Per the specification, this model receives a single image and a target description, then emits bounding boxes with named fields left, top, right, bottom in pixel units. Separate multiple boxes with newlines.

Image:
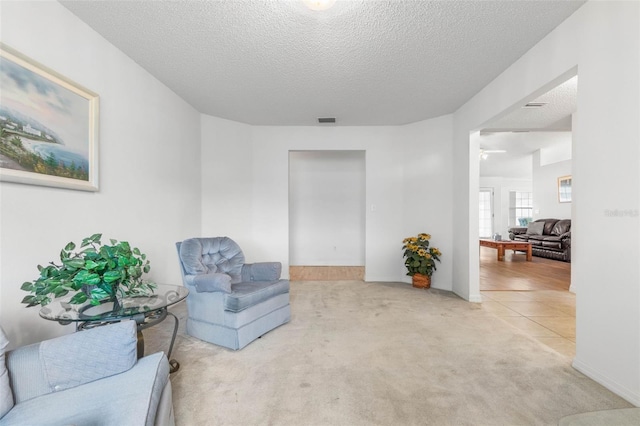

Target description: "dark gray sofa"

left=508, top=218, right=571, bottom=262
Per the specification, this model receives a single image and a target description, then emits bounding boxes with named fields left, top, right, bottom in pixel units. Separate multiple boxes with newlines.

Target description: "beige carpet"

left=144, top=281, right=632, bottom=425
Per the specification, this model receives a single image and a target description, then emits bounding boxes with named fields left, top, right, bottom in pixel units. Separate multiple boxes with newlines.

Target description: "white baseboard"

left=569, top=284, right=577, bottom=293
left=364, top=278, right=480, bottom=303
left=572, top=359, right=640, bottom=406
left=364, top=276, right=402, bottom=283
left=468, top=293, right=483, bottom=303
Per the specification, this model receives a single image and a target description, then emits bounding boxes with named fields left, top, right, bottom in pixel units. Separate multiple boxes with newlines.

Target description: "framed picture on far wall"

left=558, top=175, right=572, bottom=203
left=0, top=42, right=99, bottom=191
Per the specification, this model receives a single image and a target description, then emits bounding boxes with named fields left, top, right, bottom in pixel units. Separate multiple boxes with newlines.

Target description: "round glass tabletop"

left=39, top=283, right=189, bottom=323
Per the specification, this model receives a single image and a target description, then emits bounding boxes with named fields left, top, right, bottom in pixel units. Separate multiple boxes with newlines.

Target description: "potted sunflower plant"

left=402, top=233, right=442, bottom=289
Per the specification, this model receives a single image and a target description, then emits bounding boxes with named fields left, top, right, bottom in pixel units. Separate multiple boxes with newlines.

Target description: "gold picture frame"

left=0, top=42, right=99, bottom=191
left=558, top=175, right=572, bottom=203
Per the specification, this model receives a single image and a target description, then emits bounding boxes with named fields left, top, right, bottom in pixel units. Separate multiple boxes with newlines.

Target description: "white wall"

left=199, top=118, right=454, bottom=287
left=289, top=151, right=365, bottom=266
left=479, top=177, right=532, bottom=236
left=571, top=2, right=639, bottom=405
left=250, top=126, right=404, bottom=282
left=539, top=136, right=572, bottom=166
left=400, top=116, right=454, bottom=287
left=0, top=1, right=202, bottom=349
left=200, top=115, right=253, bottom=247
left=532, top=153, right=572, bottom=219
left=453, top=1, right=640, bottom=404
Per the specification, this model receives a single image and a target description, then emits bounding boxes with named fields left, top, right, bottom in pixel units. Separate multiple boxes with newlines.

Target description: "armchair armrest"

left=7, top=321, right=137, bottom=403
left=241, top=262, right=282, bottom=282
left=187, top=273, right=232, bottom=293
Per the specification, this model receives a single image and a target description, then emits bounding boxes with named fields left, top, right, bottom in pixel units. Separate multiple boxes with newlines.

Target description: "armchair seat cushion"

left=225, top=280, right=290, bottom=313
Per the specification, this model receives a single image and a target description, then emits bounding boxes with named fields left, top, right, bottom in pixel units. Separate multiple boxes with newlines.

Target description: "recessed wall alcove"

left=288, top=150, right=366, bottom=280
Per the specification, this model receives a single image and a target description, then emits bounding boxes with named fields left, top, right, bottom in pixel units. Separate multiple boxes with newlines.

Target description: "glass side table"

left=39, top=283, right=189, bottom=373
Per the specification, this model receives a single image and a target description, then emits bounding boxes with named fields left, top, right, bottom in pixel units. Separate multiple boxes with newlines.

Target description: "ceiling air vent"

left=522, top=102, right=548, bottom=108
left=318, top=117, right=336, bottom=123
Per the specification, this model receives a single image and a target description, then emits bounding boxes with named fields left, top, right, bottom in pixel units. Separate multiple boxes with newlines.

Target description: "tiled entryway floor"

left=481, top=290, right=575, bottom=358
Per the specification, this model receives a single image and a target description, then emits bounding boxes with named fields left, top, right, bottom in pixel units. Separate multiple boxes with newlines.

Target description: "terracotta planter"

left=412, top=273, right=431, bottom=289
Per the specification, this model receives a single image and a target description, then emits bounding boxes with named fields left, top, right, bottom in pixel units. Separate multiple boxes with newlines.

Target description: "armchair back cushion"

left=39, top=320, right=137, bottom=393
left=180, top=237, right=245, bottom=283
left=7, top=320, right=137, bottom=403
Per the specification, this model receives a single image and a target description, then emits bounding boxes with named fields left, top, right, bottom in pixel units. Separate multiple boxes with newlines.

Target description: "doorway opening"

left=475, top=72, right=576, bottom=357
left=288, top=150, right=366, bottom=281
left=479, top=188, right=494, bottom=238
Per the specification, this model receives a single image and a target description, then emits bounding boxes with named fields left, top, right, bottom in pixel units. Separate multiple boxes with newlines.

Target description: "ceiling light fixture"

left=303, top=0, right=337, bottom=11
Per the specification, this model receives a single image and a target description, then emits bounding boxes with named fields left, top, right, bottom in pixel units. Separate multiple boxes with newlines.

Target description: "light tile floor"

left=481, top=290, right=576, bottom=358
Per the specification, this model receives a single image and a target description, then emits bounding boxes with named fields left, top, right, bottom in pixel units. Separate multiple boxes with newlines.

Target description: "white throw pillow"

left=0, top=325, right=14, bottom=419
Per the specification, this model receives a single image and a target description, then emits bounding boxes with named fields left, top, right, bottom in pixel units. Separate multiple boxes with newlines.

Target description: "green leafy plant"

left=402, top=233, right=442, bottom=277
left=21, top=233, right=155, bottom=307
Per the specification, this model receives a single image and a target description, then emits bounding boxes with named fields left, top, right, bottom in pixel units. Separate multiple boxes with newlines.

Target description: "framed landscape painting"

left=0, top=43, right=99, bottom=191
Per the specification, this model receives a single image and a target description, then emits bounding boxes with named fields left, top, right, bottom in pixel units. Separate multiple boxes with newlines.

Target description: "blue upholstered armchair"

left=176, top=237, right=290, bottom=350
left=0, top=321, right=174, bottom=426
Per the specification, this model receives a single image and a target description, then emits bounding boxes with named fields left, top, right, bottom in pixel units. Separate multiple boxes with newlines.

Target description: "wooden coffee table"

left=479, top=239, right=532, bottom=261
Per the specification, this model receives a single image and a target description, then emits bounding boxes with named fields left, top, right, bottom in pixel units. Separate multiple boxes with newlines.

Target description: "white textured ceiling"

left=478, top=75, right=577, bottom=178
left=479, top=131, right=572, bottom=178
left=61, top=0, right=585, bottom=126
left=484, top=76, right=578, bottom=132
